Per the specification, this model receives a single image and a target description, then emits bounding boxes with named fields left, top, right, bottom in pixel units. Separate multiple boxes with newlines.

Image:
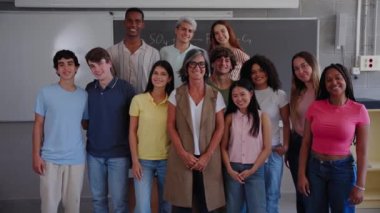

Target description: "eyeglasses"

left=294, top=63, right=310, bottom=72
left=188, top=61, right=206, bottom=69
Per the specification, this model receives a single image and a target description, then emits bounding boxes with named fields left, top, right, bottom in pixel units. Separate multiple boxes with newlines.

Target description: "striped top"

left=108, top=40, right=160, bottom=94
left=229, top=48, right=249, bottom=81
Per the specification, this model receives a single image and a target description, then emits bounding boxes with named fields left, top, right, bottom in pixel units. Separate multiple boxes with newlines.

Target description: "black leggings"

left=287, top=131, right=306, bottom=213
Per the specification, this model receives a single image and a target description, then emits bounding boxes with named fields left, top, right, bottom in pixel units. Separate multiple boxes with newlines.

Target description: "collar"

left=94, top=77, right=118, bottom=90
left=147, top=92, right=168, bottom=105
left=120, top=39, right=147, bottom=53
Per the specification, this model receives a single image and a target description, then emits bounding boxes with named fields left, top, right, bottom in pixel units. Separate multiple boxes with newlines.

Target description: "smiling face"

left=293, top=57, right=313, bottom=84
left=325, top=68, right=347, bottom=98
left=151, top=66, right=172, bottom=89
left=56, top=58, right=78, bottom=81
left=175, top=21, right=194, bottom=45
left=212, top=56, right=232, bottom=75
left=187, top=54, right=206, bottom=82
left=88, top=59, right=112, bottom=81
left=124, top=11, right=144, bottom=38
left=250, top=63, right=268, bottom=89
left=213, top=24, right=230, bottom=46
left=231, top=86, right=253, bottom=113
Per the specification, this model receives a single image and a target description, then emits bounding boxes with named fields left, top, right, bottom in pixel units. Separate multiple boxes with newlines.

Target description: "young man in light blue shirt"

left=32, top=50, right=88, bottom=213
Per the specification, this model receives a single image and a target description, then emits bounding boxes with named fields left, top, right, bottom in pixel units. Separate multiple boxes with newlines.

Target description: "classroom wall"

left=0, top=0, right=380, bottom=201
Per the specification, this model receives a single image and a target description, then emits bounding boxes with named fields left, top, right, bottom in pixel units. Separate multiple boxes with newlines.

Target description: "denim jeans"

left=287, top=131, right=306, bottom=213
left=305, top=154, right=356, bottom=213
left=134, top=159, right=171, bottom=213
left=225, top=162, right=266, bottom=213
left=87, top=154, right=130, bottom=213
left=264, top=148, right=284, bottom=213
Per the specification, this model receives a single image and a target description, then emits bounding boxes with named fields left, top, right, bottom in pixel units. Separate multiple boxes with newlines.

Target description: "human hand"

left=32, top=155, right=45, bottom=175
left=297, top=175, right=310, bottom=196
left=191, top=153, right=211, bottom=172
left=132, top=161, right=143, bottom=181
left=274, top=145, right=288, bottom=156
left=239, top=169, right=253, bottom=180
left=348, top=186, right=364, bottom=205
left=180, top=151, right=198, bottom=169
left=227, top=168, right=244, bottom=184
left=284, top=153, right=290, bottom=168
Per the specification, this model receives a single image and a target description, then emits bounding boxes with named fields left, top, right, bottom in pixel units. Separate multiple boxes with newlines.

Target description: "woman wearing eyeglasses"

left=287, top=51, right=320, bottom=213
left=163, top=48, right=226, bottom=213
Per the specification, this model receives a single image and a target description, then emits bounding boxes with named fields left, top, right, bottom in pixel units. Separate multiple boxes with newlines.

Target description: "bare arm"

left=221, top=114, right=233, bottom=171
left=167, top=103, right=198, bottom=168
left=297, top=119, right=312, bottom=196
left=32, top=113, right=45, bottom=175
left=274, top=104, right=290, bottom=155
left=240, top=112, right=272, bottom=179
left=221, top=114, right=244, bottom=184
left=349, top=124, right=369, bottom=205
left=129, top=116, right=142, bottom=180
left=193, top=109, right=225, bottom=171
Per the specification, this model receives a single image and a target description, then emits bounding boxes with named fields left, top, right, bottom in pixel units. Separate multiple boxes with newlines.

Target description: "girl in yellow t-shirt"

left=129, top=60, right=174, bottom=213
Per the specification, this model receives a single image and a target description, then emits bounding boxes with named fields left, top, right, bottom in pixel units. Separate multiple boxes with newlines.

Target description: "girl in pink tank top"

left=221, top=79, right=272, bottom=213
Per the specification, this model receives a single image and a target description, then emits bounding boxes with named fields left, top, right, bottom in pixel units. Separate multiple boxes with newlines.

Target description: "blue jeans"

left=134, top=159, right=171, bottom=213
left=305, top=154, right=356, bottom=213
left=287, top=131, right=306, bottom=213
left=264, top=149, right=284, bottom=213
left=87, top=154, right=130, bottom=213
left=225, top=162, right=266, bottom=213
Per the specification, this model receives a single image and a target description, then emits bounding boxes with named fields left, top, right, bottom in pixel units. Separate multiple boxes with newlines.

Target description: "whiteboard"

left=0, top=11, right=113, bottom=121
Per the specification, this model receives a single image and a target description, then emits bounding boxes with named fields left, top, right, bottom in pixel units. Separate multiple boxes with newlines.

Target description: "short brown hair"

left=85, top=47, right=111, bottom=64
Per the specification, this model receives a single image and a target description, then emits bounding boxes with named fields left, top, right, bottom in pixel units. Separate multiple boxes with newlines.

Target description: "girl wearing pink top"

left=221, top=79, right=272, bottom=213
left=298, top=64, right=370, bottom=213
left=287, top=51, right=320, bottom=213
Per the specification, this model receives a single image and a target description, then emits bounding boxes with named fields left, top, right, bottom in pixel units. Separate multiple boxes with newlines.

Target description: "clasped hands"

left=180, top=151, right=210, bottom=172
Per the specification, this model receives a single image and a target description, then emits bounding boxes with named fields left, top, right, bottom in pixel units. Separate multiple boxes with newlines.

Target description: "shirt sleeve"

left=83, top=99, right=89, bottom=120
left=305, top=101, right=316, bottom=122
left=34, top=89, right=46, bottom=117
left=278, top=90, right=289, bottom=108
left=215, top=92, right=226, bottom=113
left=357, top=104, right=370, bottom=126
left=129, top=95, right=140, bottom=117
left=168, top=90, right=177, bottom=106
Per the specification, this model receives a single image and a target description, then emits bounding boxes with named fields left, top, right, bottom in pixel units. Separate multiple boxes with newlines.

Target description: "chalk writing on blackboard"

left=147, top=32, right=253, bottom=48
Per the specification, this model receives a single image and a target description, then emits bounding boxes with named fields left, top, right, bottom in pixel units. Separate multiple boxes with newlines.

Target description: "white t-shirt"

left=255, top=87, right=288, bottom=146
left=168, top=89, right=225, bottom=155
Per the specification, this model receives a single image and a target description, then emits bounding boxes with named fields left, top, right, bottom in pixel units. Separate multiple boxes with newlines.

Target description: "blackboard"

left=0, top=11, right=113, bottom=121
left=114, top=18, right=319, bottom=94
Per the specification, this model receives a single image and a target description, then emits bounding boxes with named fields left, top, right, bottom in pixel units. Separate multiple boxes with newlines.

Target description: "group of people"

left=32, top=7, right=370, bottom=213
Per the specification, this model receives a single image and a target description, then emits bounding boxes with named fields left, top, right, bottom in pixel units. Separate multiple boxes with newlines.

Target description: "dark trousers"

left=287, top=131, right=306, bottom=213
left=172, top=170, right=212, bottom=213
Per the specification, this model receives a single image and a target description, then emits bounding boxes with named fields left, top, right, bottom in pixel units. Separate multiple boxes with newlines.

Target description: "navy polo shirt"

left=86, top=77, right=135, bottom=158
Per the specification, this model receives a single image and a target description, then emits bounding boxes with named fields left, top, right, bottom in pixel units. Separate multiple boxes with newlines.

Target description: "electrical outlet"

left=359, top=55, right=380, bottom=71
left=351, top=67, right=360, bottom=75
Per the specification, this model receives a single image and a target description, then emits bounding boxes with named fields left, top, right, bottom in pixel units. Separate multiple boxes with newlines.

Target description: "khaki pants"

left=40, top=162, right=85, bottom=213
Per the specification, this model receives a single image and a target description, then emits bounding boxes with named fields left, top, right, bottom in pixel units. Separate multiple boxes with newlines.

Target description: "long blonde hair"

left=289, top=51, right=320, bottom=122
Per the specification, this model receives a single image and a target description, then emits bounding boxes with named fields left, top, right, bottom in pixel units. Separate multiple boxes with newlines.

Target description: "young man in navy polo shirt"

left=84, top=47, right=135, bottom=213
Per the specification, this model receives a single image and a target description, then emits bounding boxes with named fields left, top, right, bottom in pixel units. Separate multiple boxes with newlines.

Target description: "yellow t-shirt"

left=129, top=92, right=170, bottom=160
